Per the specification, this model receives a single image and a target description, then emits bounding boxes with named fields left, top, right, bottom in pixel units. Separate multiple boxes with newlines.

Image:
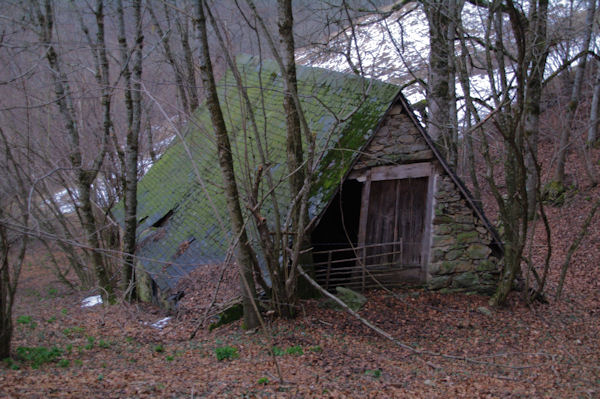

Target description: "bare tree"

left=0, top=128, right=29, bottom=359
left=588, top=58, right=600, bottom=145
left=116, top=0, right=144, bottom=297
left=30, top=0, right=114, bottom=300
left=554, top=0, right=596, bottom=186
left=194, top=0, right=260, bottom=329
left=422, top=0, right=462, bottom=167
left=463, top=0, right=551, bottom=305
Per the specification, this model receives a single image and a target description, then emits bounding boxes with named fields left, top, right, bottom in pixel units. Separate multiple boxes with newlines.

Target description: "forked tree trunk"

left=117, top=0, right=144, bottom=297
left=523, top=0, right=549, bottom=219
left=35, top=0, right=113, bottom=300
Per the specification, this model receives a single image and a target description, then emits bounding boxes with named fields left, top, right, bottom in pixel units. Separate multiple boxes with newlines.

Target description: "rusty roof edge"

left=396, top=94, right=504, bottom=254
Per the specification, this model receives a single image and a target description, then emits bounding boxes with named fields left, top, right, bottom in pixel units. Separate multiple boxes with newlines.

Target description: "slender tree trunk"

left=588, top=60, right=600, bottom=145
left=457, top=30, right=482, bottom=204
left=0, top=129, right=29, bottom=359
left=0, top=225, right=14, bottom=359
left=176, top=15, right=199, bottom=112
left=117, top=0, right=144, bottom=297
left=555, top=0, right=595, bottom=185
left=423, top=0, right=457, bottom=165
left=487, top=0, right=548, bottom=305
left=524, top=0, right=549, bottom=219
left=147, top=122, right=157, bottom=163
left=277, top=0, right=305, bottom=318
left=194, top=0, right=259, bottom=329
left=446, top=0, right=461, bottom=168
left=556, top=197, right=600, bottom=299
left=34, top=0, right=113, bottom=299
left=148, top=4, right=190, bottom=114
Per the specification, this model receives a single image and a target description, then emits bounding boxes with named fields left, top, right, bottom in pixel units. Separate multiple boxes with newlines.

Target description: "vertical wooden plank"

left=357, top=172, right=371, bottom=292
left=357, top=171, right=372, bottom=249
left=420, top=173, right=436, bottom=282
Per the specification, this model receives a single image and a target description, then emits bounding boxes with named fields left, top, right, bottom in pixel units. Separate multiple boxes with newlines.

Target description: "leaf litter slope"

left=2, top=138, right=599, bottom=398
left=3, top=41, right=600, bottom=399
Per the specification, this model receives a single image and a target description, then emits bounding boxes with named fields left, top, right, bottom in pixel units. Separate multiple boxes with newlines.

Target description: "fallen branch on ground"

left=298, top=265, right=543, bottom=371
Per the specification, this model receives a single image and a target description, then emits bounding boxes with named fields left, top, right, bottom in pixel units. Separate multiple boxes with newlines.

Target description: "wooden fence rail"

left=312, top=240, right=422, bottom=291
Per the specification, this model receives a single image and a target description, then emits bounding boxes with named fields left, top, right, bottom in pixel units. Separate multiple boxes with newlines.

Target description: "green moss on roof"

left=114, top=55, right=399, bottom=291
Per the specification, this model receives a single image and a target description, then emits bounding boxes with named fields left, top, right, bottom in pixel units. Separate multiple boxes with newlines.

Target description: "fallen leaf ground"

left=1, top=144, right=599, bottom=398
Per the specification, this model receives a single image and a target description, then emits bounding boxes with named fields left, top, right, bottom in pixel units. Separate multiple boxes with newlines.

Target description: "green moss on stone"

left=476, top=260, right=497, bottom=272
left=467, top=244, right=492, bottom=260
left=434, top=224, right=453, bottom=235
left=452, top=272, right=479, bottom=288
left=456, top=231, right=478, bottom=244
left=433, top=215, right=454, bottom=224
left=433, top=235, right=455, bottom=247
left=445, top=249, right=462, bottom=261
left=136, top=265, right=153, bottom=303
left=209, top=303, right=243, bottom=331
left=335, top=286, right=367, bottom=311
left=428, top=275, right=451, bottom=289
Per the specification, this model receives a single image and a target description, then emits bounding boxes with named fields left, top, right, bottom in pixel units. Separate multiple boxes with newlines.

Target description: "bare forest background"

left=1, top=1, right=600, bottom=394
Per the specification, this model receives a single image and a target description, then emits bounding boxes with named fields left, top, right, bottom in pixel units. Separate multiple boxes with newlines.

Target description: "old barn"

left=113, top=55, right=502, bottom=306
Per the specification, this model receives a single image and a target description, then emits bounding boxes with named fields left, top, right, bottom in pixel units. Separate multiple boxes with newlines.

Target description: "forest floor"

left=1, top=142, right=599, bottom=398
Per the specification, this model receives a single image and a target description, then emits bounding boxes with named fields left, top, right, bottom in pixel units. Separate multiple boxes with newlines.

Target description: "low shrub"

left=215, top=346, right=238, bottom=361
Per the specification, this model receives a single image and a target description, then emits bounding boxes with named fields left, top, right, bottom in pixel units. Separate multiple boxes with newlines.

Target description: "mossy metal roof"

left=113, top=55, right=400, bottom=291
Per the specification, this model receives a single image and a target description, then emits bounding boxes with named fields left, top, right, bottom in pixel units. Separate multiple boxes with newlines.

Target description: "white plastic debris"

left=151, top=317, right=171, bottom=329
left=81, top=295, right=103, bottom=308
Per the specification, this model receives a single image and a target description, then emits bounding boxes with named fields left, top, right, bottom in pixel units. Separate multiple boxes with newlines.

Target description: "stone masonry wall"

left=428, top=175, right=500, bottom=294
left=351, top=101, right=501, bottom=294
left=353, top=104, right=434, bottom=169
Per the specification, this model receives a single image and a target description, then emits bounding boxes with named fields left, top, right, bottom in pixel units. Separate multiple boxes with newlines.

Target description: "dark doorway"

left=311, top=180, right=362, bottom=290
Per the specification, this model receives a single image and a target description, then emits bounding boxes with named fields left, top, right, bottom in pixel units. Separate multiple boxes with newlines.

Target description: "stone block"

left=452, top=272, right=479, bottom=288
left=433, top=234, right=455, bottom=247
left=438, top=261, right=457, bottom=274
left=476, top=259, right=497, bottom=272
left=434, top=224, right=453, bottom=235
left=445, top=249, right=463, bottom=261
left=467, top=243, right=492, bottom=259
left=454, top=214, right=473, bottom=224
left=476, top=226, right=488, bottom=235
left=435, top=190, right=448, bottom=200
left=428, top=262, right=441, bottom=275
left=433, top=215, right=453, bottom=224
left=335, top=286, right=367, bottom=311
left=456, top=231, right=478, bottom=244
left=455, top=261, right=474, bottom=273
left=428, top=275, right=451, bottom=289
left=431, top=248, right=445, bottom=262
left=398, top=135, right=416, bottom=144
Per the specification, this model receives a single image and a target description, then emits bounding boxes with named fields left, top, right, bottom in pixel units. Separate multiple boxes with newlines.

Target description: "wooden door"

left=363, top=177, right=428, bottom=280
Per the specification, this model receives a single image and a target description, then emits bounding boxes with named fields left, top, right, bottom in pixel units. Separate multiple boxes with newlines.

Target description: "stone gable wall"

left=351, top=101, right=501, bottom=294
left=428, top=175, right=500, bottom=294
left=352, top=104, right=434, bottom=169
